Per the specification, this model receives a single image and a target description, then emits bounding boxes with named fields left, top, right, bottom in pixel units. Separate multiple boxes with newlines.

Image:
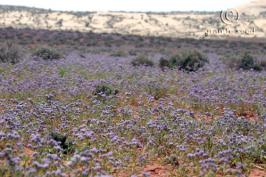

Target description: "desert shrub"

left=175, top=50, right=208, bottom=72
left=50, top=132, right=74, bottom=154
left=163, top=50, right=208, bottom=72
left=0, top=42, right=21, bottom=64
left=159, top=57, right=170, bottom=70
left=169, top=55, right=179, bottom=67
left=239, top=53, right=262, bottom=71
left=94, top=84, right=118, bottom=96
left=33, top=47, right=62, bottom=60
left=131, top=55, right=154, bottom=67
left=239, top=53, right=255, bottom=70
left=253, top=65, right=263, bottom=71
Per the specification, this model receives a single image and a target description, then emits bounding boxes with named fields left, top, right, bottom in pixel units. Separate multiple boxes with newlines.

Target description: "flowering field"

left=0, top=28, right=265, bottom=177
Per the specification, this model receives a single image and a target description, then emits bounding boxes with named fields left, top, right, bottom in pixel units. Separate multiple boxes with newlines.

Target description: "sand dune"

left=0, top=3, right=265, bottom=39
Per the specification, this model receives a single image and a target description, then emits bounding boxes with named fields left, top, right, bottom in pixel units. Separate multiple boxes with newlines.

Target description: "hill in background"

left=0, top=1, right=265, bottom=39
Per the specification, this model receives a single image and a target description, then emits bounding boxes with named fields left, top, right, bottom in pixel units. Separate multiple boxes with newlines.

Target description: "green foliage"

left=0, top=42, right=21, bottom=64
left=242, top=142, right=266, bottom=164
left=131, top=55, right=154, bottom=67
left=239, top=53, right=262, bottom=71
left=159, top=57, right=170, bottom=70
left=160, top=50, right=208, bottom=72
left=50, top=132, right=74, bottom=154
left=33, top=47, right=62, bottom=60
left=239, top=53, right=255, bottom=70
left=253, top=65, right=263, bottom=71
left=175, top=50, right=208, bottom=72
left=165, top=154, right=179, bottom=166
left=169, top=55, right=179, bottom=67
left=58, top=67, right=68, bottom=77
left=94, top=84, right=119, bottom=96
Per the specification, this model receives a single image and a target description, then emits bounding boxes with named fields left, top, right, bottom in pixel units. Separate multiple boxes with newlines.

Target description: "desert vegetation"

left=33, top=47, right=63, bottom=60
left=221, top=52, right=266, bottom=72
left=0, top=27, right=265, bottom=177
left=0, top=42, right=22, bottom=64
left=159, top=50, right=208, bottom=72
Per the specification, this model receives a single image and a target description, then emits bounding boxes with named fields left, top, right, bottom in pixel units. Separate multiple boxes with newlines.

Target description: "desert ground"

left=0, top=1, right=266, bottom=177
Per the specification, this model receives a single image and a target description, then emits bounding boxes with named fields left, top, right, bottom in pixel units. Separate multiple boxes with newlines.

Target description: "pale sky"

left=0, top=0, right=251, bottom=12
